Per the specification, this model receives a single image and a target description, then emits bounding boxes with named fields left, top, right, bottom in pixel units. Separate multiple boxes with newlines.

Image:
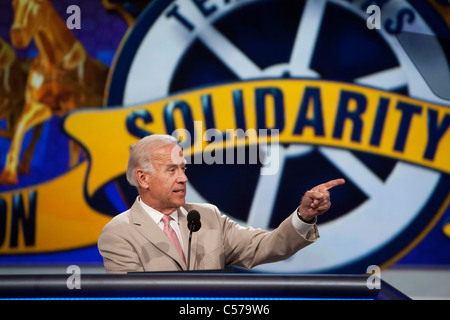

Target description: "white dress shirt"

left=138, top=198, right=185, bottom=253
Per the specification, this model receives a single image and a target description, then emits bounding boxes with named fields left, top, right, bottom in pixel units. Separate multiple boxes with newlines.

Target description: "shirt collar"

left=138, top=197, right=179, bottom=225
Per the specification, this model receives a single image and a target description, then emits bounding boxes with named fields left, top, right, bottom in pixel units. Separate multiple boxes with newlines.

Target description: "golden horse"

left=0, top=37, right=28, bottom=140
left=0, top=36, right=40, bottom=176
left=0, top=0, right=108, bottom=185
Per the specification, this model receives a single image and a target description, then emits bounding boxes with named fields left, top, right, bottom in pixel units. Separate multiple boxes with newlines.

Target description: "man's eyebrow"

left=165, top=163, right=186, bottom=169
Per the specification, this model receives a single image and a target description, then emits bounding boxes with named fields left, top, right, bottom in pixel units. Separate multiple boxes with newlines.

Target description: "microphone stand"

left=187, top=223, right=194, bottom=271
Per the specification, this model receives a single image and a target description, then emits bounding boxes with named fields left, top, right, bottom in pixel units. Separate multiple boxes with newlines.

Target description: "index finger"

left=321, top=178, right=345, bottom=190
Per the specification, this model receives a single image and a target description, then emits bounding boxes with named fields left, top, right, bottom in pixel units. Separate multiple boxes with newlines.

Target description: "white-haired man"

left=98, top=134, right=345, bottom=273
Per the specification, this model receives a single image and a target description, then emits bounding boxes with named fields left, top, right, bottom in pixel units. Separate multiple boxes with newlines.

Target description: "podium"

left=0, top=273, right=409, bottom=300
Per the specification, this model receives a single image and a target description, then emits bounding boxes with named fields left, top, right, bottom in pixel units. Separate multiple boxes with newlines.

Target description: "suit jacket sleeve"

left=98, top=219, right=144, bottom=274
left=215, top=206, right=319, bottom=269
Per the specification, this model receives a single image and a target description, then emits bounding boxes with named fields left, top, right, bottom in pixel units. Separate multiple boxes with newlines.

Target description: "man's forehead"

left=152, top=144, right=186, bottom=165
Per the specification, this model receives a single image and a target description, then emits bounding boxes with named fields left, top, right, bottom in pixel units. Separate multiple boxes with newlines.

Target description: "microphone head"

left=187, top=209, right=201, bottom=232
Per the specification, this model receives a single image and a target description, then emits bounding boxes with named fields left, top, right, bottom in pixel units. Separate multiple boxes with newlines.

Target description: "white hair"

left=126, top=134, right=178, bottom=187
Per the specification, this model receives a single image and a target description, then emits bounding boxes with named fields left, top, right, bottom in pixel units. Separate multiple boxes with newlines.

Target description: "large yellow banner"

left=0, top=161, right=110, bottom=253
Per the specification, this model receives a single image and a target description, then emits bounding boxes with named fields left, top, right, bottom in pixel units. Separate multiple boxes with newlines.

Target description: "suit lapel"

left=130, top=199, right=187, bottom=270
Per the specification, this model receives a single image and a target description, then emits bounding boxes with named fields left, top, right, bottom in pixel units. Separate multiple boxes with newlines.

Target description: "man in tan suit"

left=98, top=135, right=345, bottom=273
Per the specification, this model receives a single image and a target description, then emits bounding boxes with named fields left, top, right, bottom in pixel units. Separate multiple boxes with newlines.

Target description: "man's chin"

left=173, top=198, right=186, bottom=207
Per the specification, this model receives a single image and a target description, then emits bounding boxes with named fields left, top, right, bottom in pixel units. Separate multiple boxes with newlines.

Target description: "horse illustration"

left=0, top=36, right=28, bottom=139
left=0, top=0, right=108, bottom=185
left=0, top=36, right=39, bottom=175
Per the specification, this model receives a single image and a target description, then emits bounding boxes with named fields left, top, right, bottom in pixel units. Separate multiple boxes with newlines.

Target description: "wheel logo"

left=103, top=0, right=450, bottom=272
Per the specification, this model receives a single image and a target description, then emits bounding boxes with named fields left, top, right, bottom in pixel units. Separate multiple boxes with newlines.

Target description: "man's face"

left=141, top=144, right=188, bottom=214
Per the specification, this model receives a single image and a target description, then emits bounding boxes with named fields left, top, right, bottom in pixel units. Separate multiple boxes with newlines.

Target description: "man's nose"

left=177, top=169, right=188, bottom=183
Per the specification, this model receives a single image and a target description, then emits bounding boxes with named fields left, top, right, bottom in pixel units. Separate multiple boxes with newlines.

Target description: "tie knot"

left=162, top=215, right=172, bottom=226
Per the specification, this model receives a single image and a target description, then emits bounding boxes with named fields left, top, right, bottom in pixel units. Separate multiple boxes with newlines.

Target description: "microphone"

left=186, top=210, right=201, bottom=271
left=187, top=210, right=201, bottom=232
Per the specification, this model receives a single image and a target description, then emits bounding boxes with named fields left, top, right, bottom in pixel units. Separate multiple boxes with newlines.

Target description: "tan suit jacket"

left=98, top=198, right=319, bottom=273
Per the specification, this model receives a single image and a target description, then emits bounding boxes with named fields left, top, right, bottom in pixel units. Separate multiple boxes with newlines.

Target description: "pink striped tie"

left=162, top=215, right=186, bottom=264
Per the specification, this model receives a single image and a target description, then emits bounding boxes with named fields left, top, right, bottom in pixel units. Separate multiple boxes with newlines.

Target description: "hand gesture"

left=298, top=178, right=345, bottom=222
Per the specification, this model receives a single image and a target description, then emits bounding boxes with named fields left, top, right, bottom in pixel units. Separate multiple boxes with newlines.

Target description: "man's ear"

left=136, top=169, right=150, bottom=189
